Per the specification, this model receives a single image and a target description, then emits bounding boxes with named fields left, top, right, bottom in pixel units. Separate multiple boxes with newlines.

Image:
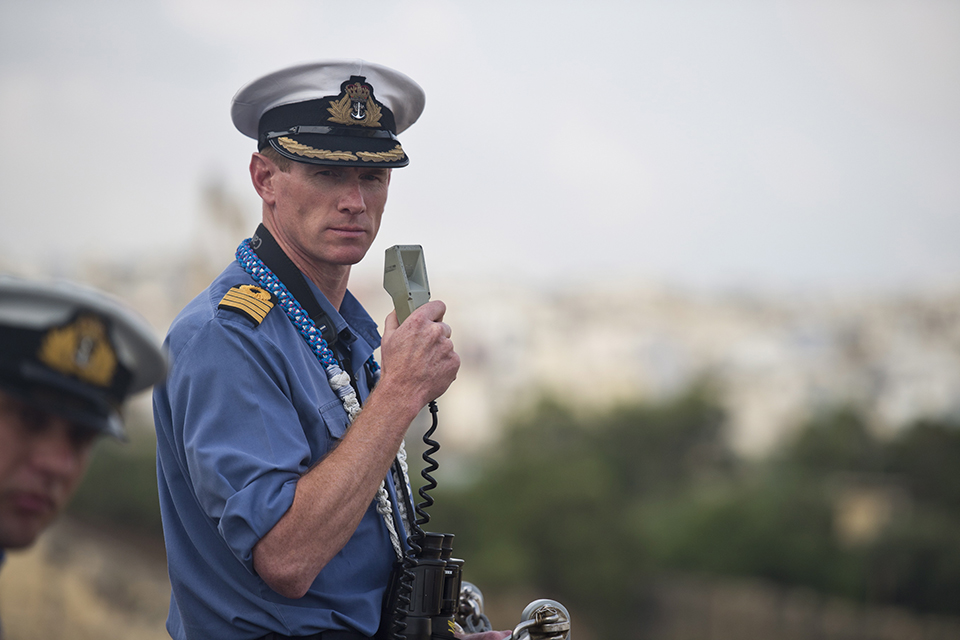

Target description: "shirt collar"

left=301, top=277, right=381, bottom=352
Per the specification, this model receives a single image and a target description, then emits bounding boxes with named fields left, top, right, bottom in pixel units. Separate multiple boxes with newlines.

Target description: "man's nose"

left=337, top=179, right=366, bottom=214
left=30, top=424, right=84, bottom=479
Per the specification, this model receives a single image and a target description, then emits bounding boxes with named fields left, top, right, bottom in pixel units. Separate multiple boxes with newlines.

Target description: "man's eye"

left=69, top=427, right=99, bottom=451
left=18, top=406, right=50, bottom=432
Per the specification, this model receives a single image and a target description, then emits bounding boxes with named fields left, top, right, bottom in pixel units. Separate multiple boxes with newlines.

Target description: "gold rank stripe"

left=219, top=287, right=274, bottom=325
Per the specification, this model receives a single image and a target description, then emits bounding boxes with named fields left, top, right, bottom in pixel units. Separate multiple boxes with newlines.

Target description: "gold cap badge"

left=37, top=314, right=118, bottom=387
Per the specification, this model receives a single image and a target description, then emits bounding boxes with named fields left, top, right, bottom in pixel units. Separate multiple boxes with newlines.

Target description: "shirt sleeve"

left=164, top=314, right=319, bottom=572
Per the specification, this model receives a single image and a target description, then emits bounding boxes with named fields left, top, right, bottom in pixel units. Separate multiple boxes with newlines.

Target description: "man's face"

left=265, top=160, right=391, bottom=271
left=0, top=391, right=97, bottom=549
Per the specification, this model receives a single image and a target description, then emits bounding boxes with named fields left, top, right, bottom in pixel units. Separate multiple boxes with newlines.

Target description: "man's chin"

left=325, top=246, right=371, bottom=267
left=0, top=514, right=52, bottom=549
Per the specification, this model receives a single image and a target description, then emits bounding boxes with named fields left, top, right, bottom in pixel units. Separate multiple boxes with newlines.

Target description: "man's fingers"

left=411, top=299, right=446, bottom=322
left=385, top=300, right=447, bottom=332
left=384, top=309, right=399, bottom=333
left=456, top=632, right=512, bottom=640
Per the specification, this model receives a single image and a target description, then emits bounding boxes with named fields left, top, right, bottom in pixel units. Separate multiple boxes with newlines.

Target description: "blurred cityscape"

left=424, top=276, right=960, bottom=456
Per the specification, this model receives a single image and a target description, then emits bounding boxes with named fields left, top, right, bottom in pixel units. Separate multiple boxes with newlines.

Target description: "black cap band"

left=261, top=125, right=399, bottom=148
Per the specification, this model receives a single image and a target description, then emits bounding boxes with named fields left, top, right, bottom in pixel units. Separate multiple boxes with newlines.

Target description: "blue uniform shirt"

left=154, top=261, right=408, bottom=640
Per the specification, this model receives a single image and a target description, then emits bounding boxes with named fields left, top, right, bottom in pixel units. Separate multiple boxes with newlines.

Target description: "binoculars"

left=380, top=530, right=572, bottom=640
left=381, top=531, right=463, bottom=640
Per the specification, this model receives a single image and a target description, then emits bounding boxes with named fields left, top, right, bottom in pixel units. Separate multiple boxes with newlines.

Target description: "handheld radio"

left=383, top=245, right=431, bottom=325
left=380, top=245, right=571, bottom=640
left=382, top=245, right=460, bottom=640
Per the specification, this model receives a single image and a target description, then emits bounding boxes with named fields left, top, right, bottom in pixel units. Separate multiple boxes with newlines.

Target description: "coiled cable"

left=391, top=400, right=440, bottom=640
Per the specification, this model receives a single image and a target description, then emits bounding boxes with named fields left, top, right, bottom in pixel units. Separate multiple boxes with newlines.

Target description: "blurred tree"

left=780, top=405, right=883, bottom=474
left=431, top=393, right=960, bottom=635
left=884, top=417, right=960, bottom=511
left=431, top=385, right=732, bottom=635
left=66, top=421, right=163, bottom=539
left=863, top=509, right=960, bottom=613
left=636, top=476, right=852, bottom=593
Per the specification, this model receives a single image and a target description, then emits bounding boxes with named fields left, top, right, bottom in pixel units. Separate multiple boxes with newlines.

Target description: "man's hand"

left=457, top=632, right=512, bottom=640
left=379, top=299, right=460, bottom=411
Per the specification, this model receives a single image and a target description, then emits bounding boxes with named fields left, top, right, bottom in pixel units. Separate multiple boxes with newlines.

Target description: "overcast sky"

left=1, top=0, right=958, bottom=294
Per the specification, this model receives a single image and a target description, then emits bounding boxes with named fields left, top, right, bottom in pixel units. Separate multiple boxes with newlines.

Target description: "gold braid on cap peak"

left=357, top=146, right=406, bottom=163
left=277, top=137, right=405, bottom=163
left=277, top=137, right=357, bottom=161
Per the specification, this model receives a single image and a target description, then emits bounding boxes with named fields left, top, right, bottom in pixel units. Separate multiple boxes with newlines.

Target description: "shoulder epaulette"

left=218, top=284, right=277, bottom=327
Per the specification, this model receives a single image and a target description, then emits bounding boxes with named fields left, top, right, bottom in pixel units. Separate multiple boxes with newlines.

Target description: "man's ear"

left=250, top=152, right=278, bottom=205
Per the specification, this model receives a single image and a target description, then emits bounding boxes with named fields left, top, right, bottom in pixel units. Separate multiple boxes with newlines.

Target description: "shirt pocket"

left=318, top=398, right=349, bottom=440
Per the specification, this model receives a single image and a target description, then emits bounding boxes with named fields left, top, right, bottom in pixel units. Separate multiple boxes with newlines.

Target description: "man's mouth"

left=11, top=491, right=56, bottom=516
left=328, top=227, right=366, bottom=237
